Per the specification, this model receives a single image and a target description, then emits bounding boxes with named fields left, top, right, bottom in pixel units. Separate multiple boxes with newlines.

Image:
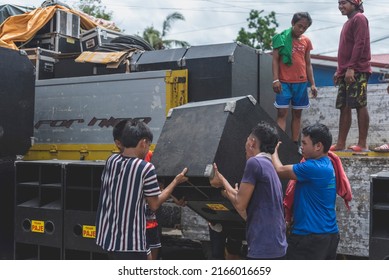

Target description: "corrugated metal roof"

left=311, top=54, right=389, bottom=69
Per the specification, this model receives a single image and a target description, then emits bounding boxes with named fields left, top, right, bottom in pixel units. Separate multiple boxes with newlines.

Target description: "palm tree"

left=143, top=12, right=189, bottom=50
left=143, top=27, right=164, bottom=50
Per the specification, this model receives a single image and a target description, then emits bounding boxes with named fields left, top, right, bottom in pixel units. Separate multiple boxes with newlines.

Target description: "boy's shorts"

left=274, top=82, right=309, bottom=109
left=336, top=72, right=370, bottom=109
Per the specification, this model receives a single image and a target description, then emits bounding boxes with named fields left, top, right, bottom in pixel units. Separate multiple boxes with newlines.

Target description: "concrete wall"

left=336, top=157, right=389, bottom=257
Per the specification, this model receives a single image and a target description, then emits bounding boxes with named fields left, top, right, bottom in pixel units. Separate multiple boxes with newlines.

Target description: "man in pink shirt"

left=331, top=0, right=371, bottom=152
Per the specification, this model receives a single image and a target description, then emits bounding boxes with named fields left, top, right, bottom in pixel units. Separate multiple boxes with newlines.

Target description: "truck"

left=1, top=37, right=304, bottom=259
left=1, top=6, right=389, bottom=260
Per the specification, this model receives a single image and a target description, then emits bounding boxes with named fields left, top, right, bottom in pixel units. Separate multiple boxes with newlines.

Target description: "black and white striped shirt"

left=96, top=154, right=161, bottom=252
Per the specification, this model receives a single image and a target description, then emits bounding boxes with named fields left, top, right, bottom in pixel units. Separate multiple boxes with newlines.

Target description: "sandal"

left=373, top=143, right=389, bottom=152
left=329, top=144, right=345, bottom=151
left=348, top=145, right=369, bottom=152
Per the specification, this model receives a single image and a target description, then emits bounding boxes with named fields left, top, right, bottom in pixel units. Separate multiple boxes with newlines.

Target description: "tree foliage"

left=76, top=0, right=112, bottom=20
left=143, top=12, right=189, bottom=50
left=236, top=10, right=278, bottom=51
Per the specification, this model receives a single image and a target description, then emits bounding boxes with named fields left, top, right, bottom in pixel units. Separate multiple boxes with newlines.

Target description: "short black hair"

left=112, top=119, right=128, bottom=141
left=292, top=12, right=312, bottom=26
left=121, top=120, right=153, bottom=148
left=251, top=121, right=279, bottom=154
left=302, top=123, right=332, bottom=152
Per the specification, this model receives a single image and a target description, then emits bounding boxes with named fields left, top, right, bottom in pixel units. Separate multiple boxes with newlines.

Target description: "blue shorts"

left=274, top=82, right=310, bottom=109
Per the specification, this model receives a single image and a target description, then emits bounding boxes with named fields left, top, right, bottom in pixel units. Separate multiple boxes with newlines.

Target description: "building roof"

left=371, top=54, right=389, bottom=68
left=311, top=54, right=389, bottom=72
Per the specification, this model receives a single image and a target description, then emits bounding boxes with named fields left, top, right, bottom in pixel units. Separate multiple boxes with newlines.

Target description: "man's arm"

left=225, top=182, right=253, bottom=221
left=271, top=142, right=297, bottom=180
left=348, top=15, right=369, bottom=70
left=210, top=163, right=253, bottom=220
left=272, top=49, right=282, bottom=94
left=305, top=49, right=318, bottom=98
left=146, top=167, right=188, bottom=211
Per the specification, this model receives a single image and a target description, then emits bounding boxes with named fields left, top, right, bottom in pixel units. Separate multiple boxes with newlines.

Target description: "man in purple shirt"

left=330, top=0, right=371, bottom=152
left=209, top=121, right=287, bottom=259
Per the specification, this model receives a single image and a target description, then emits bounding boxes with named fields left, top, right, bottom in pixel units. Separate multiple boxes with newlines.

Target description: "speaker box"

left=369, top=172, right=389, bottom=259
left=131, top=43, right=259, bottom=103
left=369, top=237, right=389, bottom=260
left=182, top=43, right=259, bottom=102
left=14, top=204, right=63, bottom=248
left=152, top=95, right=301, bottom=226
left=54, top=56, right=94, bottom=78
left=0, top=47, right=35, bottom=157
left=133, top=47, right=188, bottom=72
left=63, top=210, right=104, bottom=254
left=0, top=158, right=15, bottom=259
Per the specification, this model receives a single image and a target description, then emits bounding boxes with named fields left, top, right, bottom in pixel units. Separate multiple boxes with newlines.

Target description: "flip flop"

left=348, top=145, right=370, bottom=152
left=329, top=144, right=345, bottom=151
left=373, top=143, right=389, bottom=152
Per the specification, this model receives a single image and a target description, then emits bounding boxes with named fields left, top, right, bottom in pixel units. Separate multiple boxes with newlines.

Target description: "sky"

left=1, top=0, right=389, bottom=56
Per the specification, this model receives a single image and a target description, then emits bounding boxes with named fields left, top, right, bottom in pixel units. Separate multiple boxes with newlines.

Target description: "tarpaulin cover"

left=0, top=4, right=34, bottom=25
left=0, top=5, right=99, bottom=50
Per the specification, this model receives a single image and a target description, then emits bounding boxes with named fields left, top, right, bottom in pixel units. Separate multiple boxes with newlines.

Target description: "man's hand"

left=345, top=68, right=356, bottom=84
left=310, top=85, right=318, bottom=98
left=174, top=167, right=188, bottom=185
left=272, top=80, right=282, bottom=94
left=209, top=163, right=225, bottom=188
left=172, top=195, right=186, bottom=207
left=333, top=72, right=339, bottom=85
left=274, top=141, right=282, bottom=153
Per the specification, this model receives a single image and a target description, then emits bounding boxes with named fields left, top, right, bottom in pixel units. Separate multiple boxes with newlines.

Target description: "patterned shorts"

left=336, top=72, right=370, bottom=109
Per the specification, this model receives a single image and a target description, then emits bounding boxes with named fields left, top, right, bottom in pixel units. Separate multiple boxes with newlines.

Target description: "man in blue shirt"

left=272, top=123, right=339, bottom=259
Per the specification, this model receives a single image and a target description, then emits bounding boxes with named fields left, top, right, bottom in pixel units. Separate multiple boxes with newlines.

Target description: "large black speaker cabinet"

left=370, top=238, right=389, bottom=260
left=132, top=42, right=259, bottom=103
left=152, top=95, right=301, bottom=226
left=64, top=210, right=105, bottom=254
left=369, top=171, right=389, bottom=259
left=0, top=158, right=15, bottom=259
left=132, top=47, right=188, bottom=72
left=183, top=43, right=259, bottom=102
left=0, top=47, right=35, bottom=157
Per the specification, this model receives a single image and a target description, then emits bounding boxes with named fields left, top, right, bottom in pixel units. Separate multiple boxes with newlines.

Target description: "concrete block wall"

left=302, top=83, right=389, bottom=148
left=336, top=157, right=389, bottom=257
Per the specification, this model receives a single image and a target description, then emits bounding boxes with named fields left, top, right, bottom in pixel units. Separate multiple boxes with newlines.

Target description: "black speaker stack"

left=369, top=171, right=389, bottom=259
left=0, top=47, right=35, bottom=259
left=0, top=47, right=35, bottom=158
left=14, top=160, right=107, bottom=259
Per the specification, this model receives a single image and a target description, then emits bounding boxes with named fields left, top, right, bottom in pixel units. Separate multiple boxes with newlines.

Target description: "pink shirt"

left=337, top=12, right=371, bottom=76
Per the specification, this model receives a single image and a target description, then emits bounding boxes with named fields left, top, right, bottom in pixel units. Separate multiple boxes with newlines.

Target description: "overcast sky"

left=2, top=0, right=389, bottom=56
